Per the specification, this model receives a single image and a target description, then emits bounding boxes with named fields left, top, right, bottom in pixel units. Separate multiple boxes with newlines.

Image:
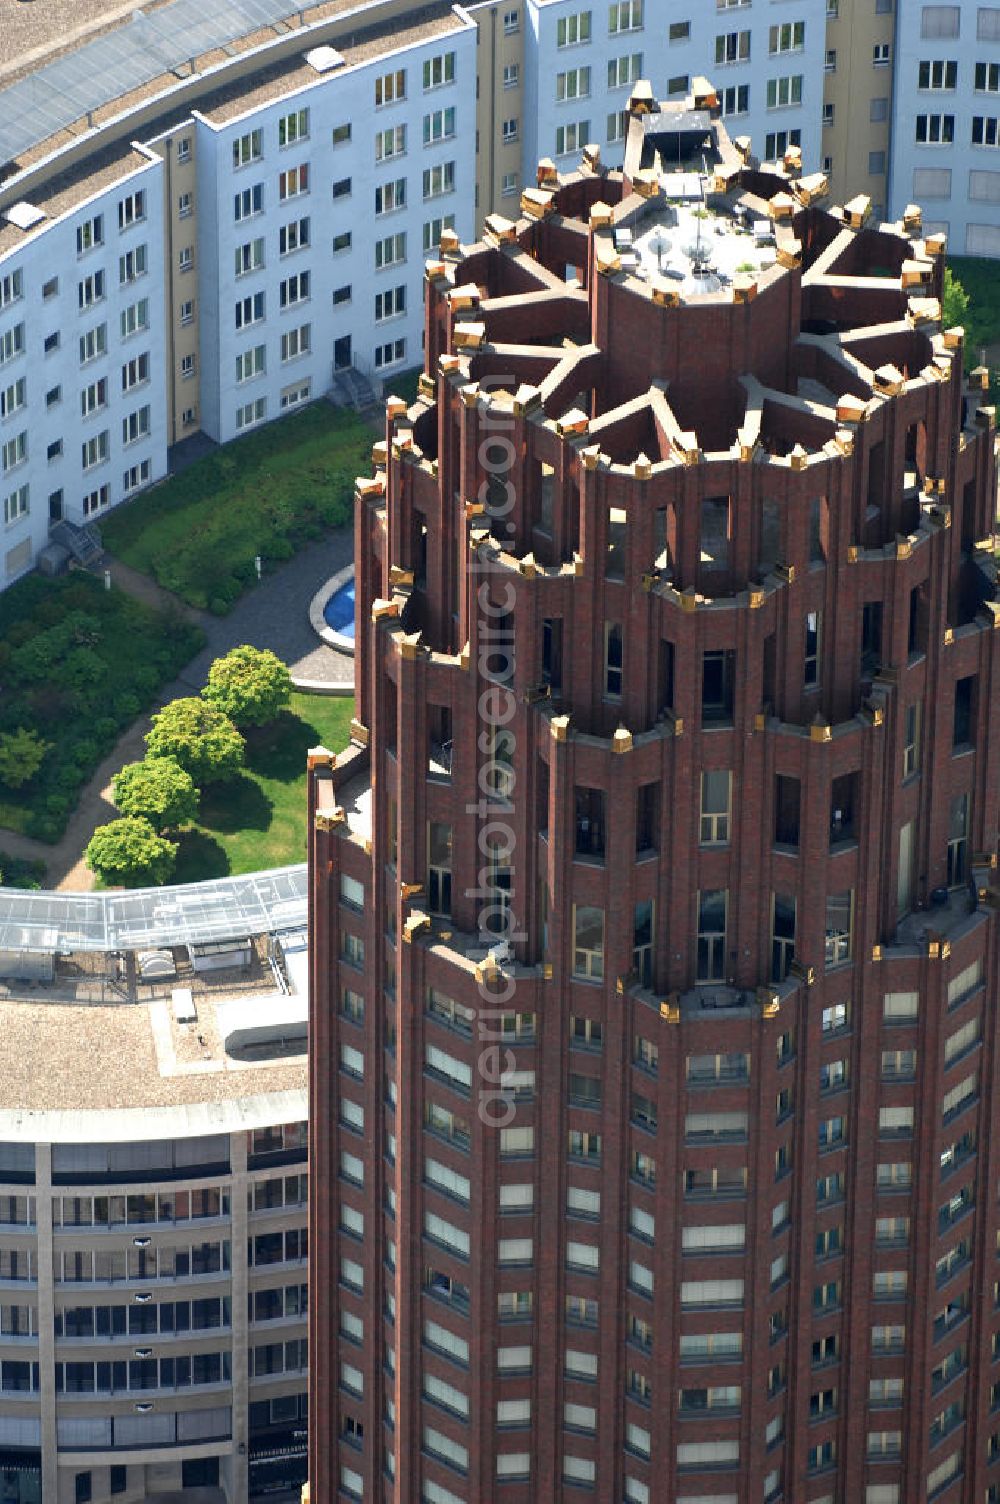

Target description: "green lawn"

left=385, top=365, right=425, bottom=409
left=0, top=573, right=204, bottom=843
left=948, top=255, right=1000, bottom=364
left=170, top=692, right=355, bottom=883
left=100, top=404, right=371, bottom=614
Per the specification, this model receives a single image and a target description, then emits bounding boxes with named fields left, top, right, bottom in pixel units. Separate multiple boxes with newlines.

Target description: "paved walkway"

left=0, top=531, right=356, bottom=891
left=157, top=528, right=355, bottom=695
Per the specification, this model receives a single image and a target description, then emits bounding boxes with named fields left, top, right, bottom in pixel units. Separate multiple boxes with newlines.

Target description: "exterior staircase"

left=328, top=364, right=383, bottom=416
left=49, top=518, right=104, bottom=569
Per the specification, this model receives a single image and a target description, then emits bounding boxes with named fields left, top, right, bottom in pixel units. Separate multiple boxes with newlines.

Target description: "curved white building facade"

left=0, top=913, right=308, bottom=1504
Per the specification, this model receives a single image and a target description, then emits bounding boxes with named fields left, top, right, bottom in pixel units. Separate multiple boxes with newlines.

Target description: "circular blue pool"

left=323, top=578, right=355, bottom=640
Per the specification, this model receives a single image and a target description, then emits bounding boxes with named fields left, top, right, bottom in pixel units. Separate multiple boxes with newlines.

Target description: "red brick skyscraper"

left=308, top=84, right=1000, bottom=1504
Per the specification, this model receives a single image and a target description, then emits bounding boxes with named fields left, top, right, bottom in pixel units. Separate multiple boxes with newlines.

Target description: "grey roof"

left=0, top=0, right=303, bottom=167
left=0, top=865, right=307, bottom=953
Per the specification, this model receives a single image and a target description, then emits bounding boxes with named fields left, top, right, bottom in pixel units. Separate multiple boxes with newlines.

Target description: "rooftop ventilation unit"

left=4, top=202, right=45, bottom=230
left=304, top=45, right=345, bottom=73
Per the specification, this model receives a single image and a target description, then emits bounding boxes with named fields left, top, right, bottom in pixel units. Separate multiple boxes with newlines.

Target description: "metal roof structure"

left=0, top=0, right=304, bottom=167
left=0, top=865, right=307, bottom=953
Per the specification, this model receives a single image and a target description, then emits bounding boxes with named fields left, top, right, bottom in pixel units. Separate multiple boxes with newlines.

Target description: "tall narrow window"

left=659, top=640, right=675, bottom=713
left=387, top=797, right=398, bottom=867
left=903, top=703, right=921, bottom=777
left=809, top=496, right=828, bottom=562
left=653, top=507, right=672, bottom=574
left=700, top=771, right=731, bottom=845
left=483, top=725, right=513, bottom=802
left=829, top=772, right=857, bottom=846
left=633, top=900, right=654, bottom=987
left=700, top=495, right=731, bottom=572
left=604, top=622, right=623, bottom=698
left=428, top=705, right=453, bottom=777
left=772, top=895, right=796, bottom=981
left=702, top=649, right=735, bottom=725
left=763, top=633, right=776, bottom=710
left=606, top=507, right=627, bottom=577
left=542, top=618, right=563, bottom=691
left=573, top=906, right=605, bottom=980
left=861, top=601, right=883, bottom=677
left=760, top=500, right=780, bottom=574
left=428, top=822, right=452, bottom=914
left=483, top=844, right=512, bottom=936
left=774, top=775, right=800, bottom=847
left=908, top=583, right=928, bottom=655
left=953, top=676, right=974, bottom=750
left=636, top=783, right=659, bottom=853
left=947, top=795, right=969, bottom=886
left=897, top=821, right=915, bottom=919
left=825, top=890, right=854, bottom=968
left=539, top=462, right=555, bottom=532
left=697, top=890, right=727, bottom=981
left=804, top=610, right=821, bottom=687
left=574, top=788, right=606, bottom=858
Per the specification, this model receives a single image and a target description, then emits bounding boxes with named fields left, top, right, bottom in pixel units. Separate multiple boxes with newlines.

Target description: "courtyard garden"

left=0, top=572, right=204, bottom=843
left=83, top=644, right=354, bottom=887
left=100, top=403, right=371, bottom=613
left=169, top=691, right=354, bottom=883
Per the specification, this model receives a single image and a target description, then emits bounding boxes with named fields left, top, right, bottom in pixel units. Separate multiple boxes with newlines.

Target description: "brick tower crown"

left=309, top=82, right=1000, bottom=1504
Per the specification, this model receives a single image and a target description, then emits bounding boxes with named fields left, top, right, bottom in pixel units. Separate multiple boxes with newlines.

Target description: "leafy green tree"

left=145, top=697, right=245, bottom=784
left=85, top=817, right=176, bottom=886
left=202, top=645, right=292, bottom=728
left=112, top=756, right=199, bottom=831
left=943, top=267, right=971, bottom=337
left=0, top=728, right=47, bottom=789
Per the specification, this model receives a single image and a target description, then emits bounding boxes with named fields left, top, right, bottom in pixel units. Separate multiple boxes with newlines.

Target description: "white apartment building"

left=0, top=0, right=478, bottom=591
left=189, top=19, right=477, bottom=445
left=888, top=0, right=1000, bottom=255
left=0, top=149, right=170, bottom=585
left=1, top=0, right=955, bottom=603
left=0, top=1104, right=308, bottom=1504
left=520, top=0, right=826, bottom=185
left=0, top=876, right=312, bottom=1504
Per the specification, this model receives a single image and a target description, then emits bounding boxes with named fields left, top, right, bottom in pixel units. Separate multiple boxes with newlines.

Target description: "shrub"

left=202, top=646, right=292, bottom=728
left=113, top=756, right=200, bottom=831
left=85, top=817, right=177, bottom=886
left=0, top=728, right=47, bottom=789
left=145, top=698, right=245, bottom=784
left=943, top=267, right=970, bottom=338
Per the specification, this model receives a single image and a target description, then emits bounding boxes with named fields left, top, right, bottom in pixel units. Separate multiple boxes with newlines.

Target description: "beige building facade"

left=821, top=0, right=897, bottom=213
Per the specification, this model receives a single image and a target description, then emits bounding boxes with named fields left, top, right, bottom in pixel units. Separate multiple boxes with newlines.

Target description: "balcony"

left=892, top=888, right=982, bottom=952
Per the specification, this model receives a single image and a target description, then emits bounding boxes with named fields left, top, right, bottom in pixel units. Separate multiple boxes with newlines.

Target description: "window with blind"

left=942, top=1074, right=977, bottom=1119
left=682, top=1224, right=746, bottom=1251
left=883, top=990, right=918, bottom=1020
left=425, top=1044, right=471, bottom=1094
left=948, top=960, right=983, bottom=1005
left=425, top=1158, right=470, bottom=1203
left=677, top=1440, right=739, bottom=1467
left=967, top=222, right=1000, bottom=255
left=970, top=170, right=1000, bottom=199
left=921, top=4, right=960, bottom=33
left=685, top=1111, right=748, bottom=1141
left=945, top=1016, right=981, bottom=1062
left=681, top=1278, right=744, bottom=1307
